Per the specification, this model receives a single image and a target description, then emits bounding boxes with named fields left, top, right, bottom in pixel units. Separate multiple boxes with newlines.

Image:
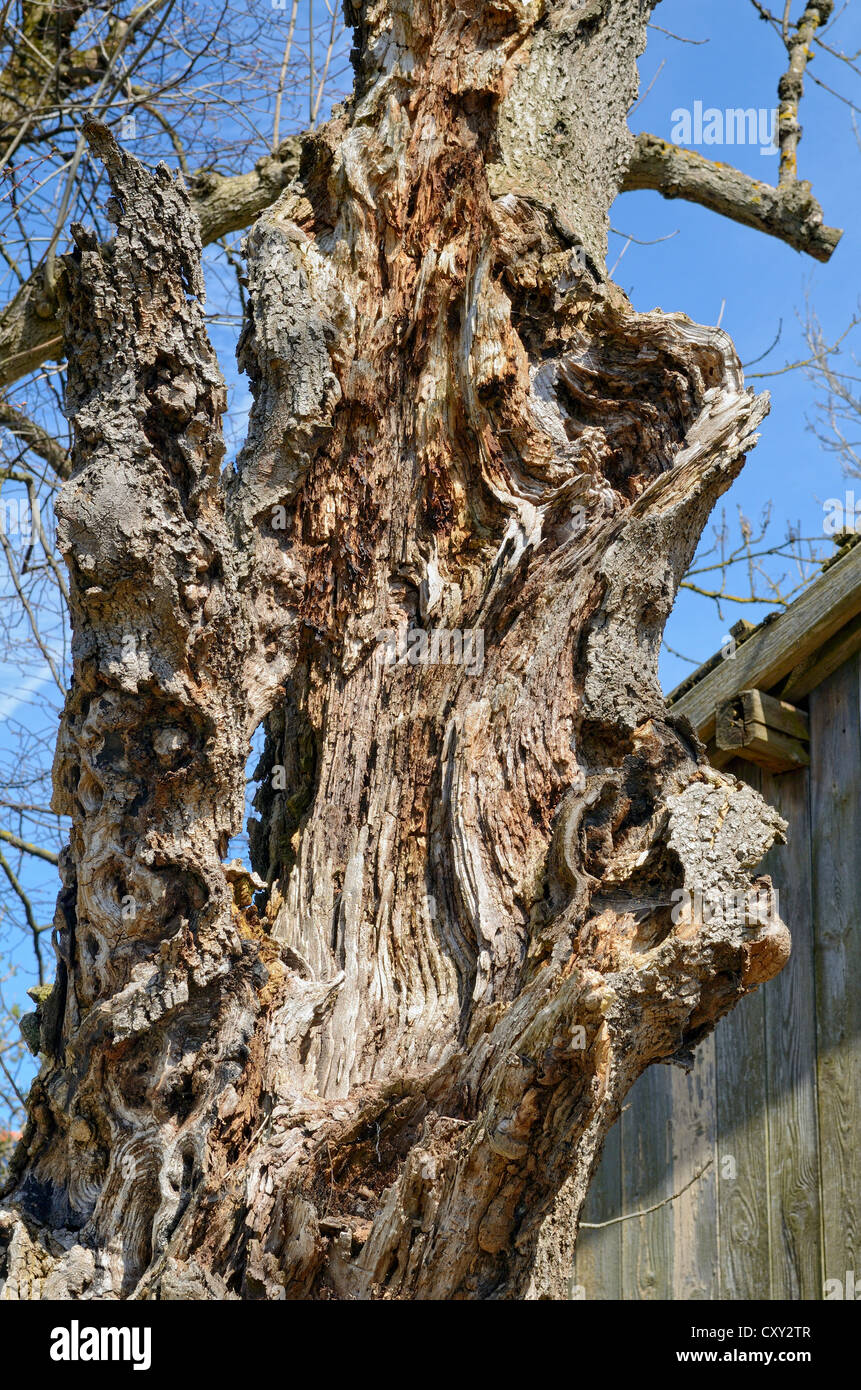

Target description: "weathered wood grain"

left=758, top=765, right=822, bottom=1300
left=779, top=610, right=861, bottom=702
left=670, top=1036, right=720, bottom=1300
left=715, top=687, right=810, bottom=771
left=809, top=653, right=861, bottom=1296
left=621, top=1066, right=675, bottom=1300
left=573, top=1118, right=622, bottom=1301
left=670, top=542, right=861, bottom=740
left=715, top=986, right=771, bottom=1299
left=563, top=647, right=858, bottom=1305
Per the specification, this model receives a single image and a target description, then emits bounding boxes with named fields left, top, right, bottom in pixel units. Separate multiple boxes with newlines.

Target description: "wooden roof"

left=668, top=535, right=861, bottom=744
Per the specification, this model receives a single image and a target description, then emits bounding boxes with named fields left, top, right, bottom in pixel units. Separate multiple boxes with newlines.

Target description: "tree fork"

left=1, top=0, right=791, bottom=1301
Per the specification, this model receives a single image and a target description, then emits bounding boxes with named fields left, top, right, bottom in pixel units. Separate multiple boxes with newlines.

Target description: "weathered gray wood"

left=717, top=689, right=810, bottom=745
left=754, top=690, right=809, bottom=741
left=670, top=1034, right=720, bottom=1299
left=715, top=987, right=771, bottom=1299
left=577, top=1034, right=720, bottom=1304
left=620, top=1065, right=675, bottom=1300
left=779, top=609, right=861, bottom=702
left=670, top=542, right=861, bottom=740
left=715, top=688, right=810, bottom=772
left=573, top=1118, right=623, bottom=1300
left=570, top=651, right=858, bottom=1303
left=572, top=624, right=859, bottom=1303
left=809, top=652, right=861, bottom=1296
left=757, top=765, right=822, bottom=1299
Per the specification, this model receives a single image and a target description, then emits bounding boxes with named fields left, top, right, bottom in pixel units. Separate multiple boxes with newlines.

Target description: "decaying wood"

left=0, top=12, right=844, bottom=398
left=1, top=0, right=794, bottom=1301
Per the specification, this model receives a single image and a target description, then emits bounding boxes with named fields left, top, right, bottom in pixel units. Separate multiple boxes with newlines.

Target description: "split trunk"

left=1, top=0, right=789, bottom=1301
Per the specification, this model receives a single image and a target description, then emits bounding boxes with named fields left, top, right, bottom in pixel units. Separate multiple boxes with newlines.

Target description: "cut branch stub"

left=2, top=2, right=793, bottom=1303
left=623, top=132, right=842, bottom=262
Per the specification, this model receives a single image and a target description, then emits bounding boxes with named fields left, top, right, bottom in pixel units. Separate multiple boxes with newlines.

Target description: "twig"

left=742, top=319, right=783, bottom=368
left=580, top=1158, right=713, bottom=1228
left=647, top=23, right=708, bottom=44
left=0, top=828, right=58, bottom=865
left=609, top=225, right=679, bottom=247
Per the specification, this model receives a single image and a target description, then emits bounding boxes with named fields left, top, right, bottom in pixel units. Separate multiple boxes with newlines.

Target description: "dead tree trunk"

left=1, top=0, right=791, bottom=1300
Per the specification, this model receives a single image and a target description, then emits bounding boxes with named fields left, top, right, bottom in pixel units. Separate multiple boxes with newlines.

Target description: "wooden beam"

left=715, top=689, right=810, bottom=773
left=668, top=542, right=861, bottom=741
left=776, top=609, right=861, bottom=702
left=734, top=688, right=809, bottom=741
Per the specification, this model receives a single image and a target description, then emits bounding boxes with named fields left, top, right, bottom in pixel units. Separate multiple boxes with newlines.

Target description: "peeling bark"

left=2, top=0, right=792, bottom=1302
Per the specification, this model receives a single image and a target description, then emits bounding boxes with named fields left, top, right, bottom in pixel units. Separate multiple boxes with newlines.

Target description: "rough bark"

left=776, top=2, right=834, bottom=187
left=1, top=0, right=792, bottom=1302
left=0, top=136, right=302, bottom=393
left=622, top=132, right=841, bottom=262
left=0, top=27, right=844, bottom=397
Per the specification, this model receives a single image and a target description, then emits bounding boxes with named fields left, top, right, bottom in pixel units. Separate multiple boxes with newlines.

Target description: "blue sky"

left=1, top=0, right=858, bottom=1030
left=619, top=0, right=860, bottom=688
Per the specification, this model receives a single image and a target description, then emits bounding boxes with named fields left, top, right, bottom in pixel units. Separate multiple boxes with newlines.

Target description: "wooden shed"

left=574, top=536, right=861, bottom=1301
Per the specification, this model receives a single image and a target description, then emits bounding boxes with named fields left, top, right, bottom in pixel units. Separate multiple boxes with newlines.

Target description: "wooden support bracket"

left=714, top=688, right=810, bottom=774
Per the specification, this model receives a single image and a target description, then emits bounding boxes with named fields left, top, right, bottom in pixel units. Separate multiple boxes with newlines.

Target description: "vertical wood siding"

left=573, top=652, right=860, bottom=1300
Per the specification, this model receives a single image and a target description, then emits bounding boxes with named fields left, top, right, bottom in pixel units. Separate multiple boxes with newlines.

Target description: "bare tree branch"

left=621, top=132, right=842, bottom=261
left=0, top=846, right=44, bottom=980
left=0, top=398, right=70, bottom=478
left=777, top=2, right=835, bottom=185
left=0, top=827, right=58, bottom=865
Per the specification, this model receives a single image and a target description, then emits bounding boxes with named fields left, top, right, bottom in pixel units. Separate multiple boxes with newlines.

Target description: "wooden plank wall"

left=811, top=652, right=861, bottom=1297
left=573, top=651, right=860, bottom=1300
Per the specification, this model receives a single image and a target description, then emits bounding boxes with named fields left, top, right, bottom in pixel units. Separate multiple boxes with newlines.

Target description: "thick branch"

left=622, top=131, right=842, bottom=261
